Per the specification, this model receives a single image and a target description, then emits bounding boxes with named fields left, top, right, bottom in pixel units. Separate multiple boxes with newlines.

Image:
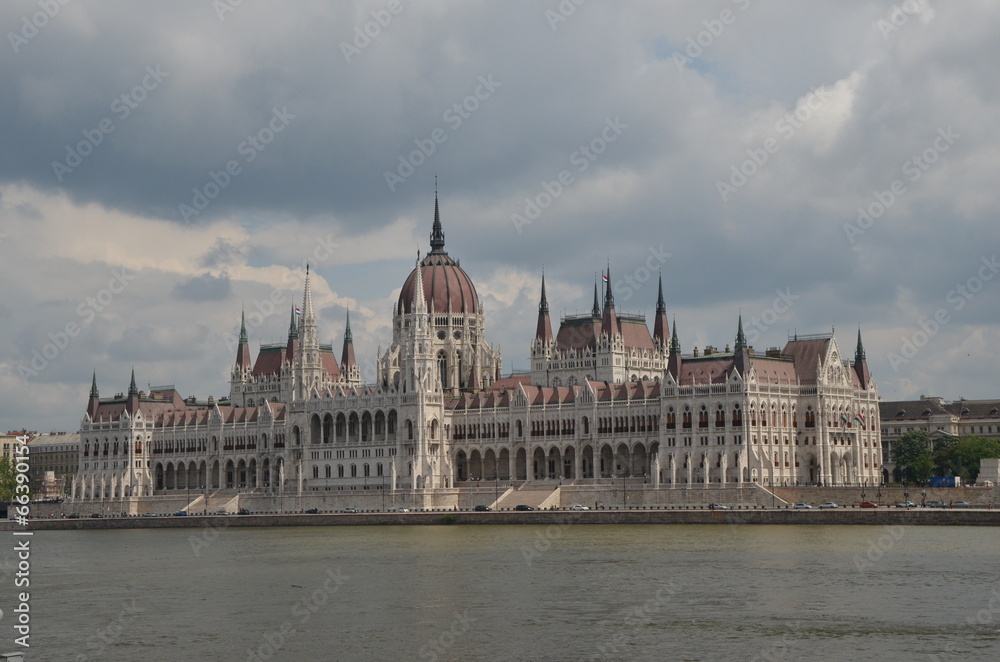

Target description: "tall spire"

left=236, top=307, right=251, bottom=370
left=412, top=251, right=428, bottom=315
left=87, top=371, right=100, bottom=419
left=288, top=305, right=298, bottom=338
left=341, top=310, right=357, bottom=378
left=734, top=313, right=747, bottom=352
left=302, top=264, right=316, bottom=323
left=285, top=305, right=299, bottom=364
left=90, top=371, right=99, bottom=398
left=667, top=318, right=682, bottom=381
left=601, top=266, right=618, bottom=338
left=535, top=272, right=553, bottom=343
left=653, top=272, right=669, bottom=347
left=592, top=277, right=601, bottom=317
left=854, top=326, right=871, bottom=389
left=430, top=181, right=445, bottom=253
left=128, top=367, right=138, bottom=396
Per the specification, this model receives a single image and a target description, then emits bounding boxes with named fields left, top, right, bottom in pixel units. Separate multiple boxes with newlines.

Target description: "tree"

left=910, top=455, right=934, bottom=484
left=0, top=456, right=17, bottom=503
left=935, top=435, right=1000, bottom=481
left=891, top=430, right=932, bottom=483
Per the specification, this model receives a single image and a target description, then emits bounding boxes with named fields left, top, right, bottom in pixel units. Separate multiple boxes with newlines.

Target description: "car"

left=513, top=504, right=533, bottom=511
left=818, top=502, right=839, bottom=509
left=951, top=501, right=974, bottom=508
left=304, top=508, right=319, bottom=514
left=473, top=505, right=492, bottom=511
left=570, top=504, right=590, bottom=511
left=90, top=513, right=103, bottom=518
left=925, top=500, right=947, bottom=508
left=237, top=508, right=250, bottom=515
left=396, top=507, right=409, bottom=512
left=212, top=509, right=229, bottom=515
left=141, top=512, right=156, bottom=517
left=793, top=503, right=812, bottom=509
left=67, top=513, right=80, bottom=519
left=859, top=501, right=879, bottom=508
left=895, top=501, right=916, bottom=508
left=342, top=507, right=358, bottom=513
left=172, top=510, right=187, bottom=516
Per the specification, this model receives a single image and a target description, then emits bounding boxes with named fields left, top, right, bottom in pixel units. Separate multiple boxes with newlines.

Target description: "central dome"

left=396, top=192, right=480, bottom=315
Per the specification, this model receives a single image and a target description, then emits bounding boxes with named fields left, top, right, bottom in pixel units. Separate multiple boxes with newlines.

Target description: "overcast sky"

left=2, top=0, right=998, bottom=433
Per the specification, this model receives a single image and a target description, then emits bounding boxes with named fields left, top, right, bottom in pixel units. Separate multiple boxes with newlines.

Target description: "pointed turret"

left=652, top=273, right=669, bottom=347
left=854, top=326, right=871, bottom=389
left=285, top=305, right=298, bottom=363
left=341, top=310, right=357, bottom=371
left=733, top=313, right=750, bottom=376
left=601, top=267, right=618, bottom=337
left=236, top=307, right=251, bottom=371
left=87, top=371, right=100, bottom=420
left=592, top=278, right=601, bottom=317
left=126, top=367, right=140, bottom=414
left=667, top=319, right=682, bottom=381
left=412, top=251, right=428, bottom=315
left=296, top=264, right=322, bottom=399
left=535, top=273, right=553, bottom=343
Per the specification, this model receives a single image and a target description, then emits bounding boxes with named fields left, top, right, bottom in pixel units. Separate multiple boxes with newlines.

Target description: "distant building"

left=879, top=396, right=1000, bottom=481
left=72, top=192, right=883, bottom=509
left=26, top=432, right=80, bottom=499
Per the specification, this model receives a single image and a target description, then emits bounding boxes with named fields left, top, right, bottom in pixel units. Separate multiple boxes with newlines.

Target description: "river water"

left=10, top=524, right=1000, bottom=661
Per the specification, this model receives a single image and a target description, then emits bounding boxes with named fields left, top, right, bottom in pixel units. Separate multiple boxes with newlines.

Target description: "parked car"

left=514, top=504, right=533, bottom=511
left=473, top=505, right=492, bottom=511
left=237, top=508, right=250, bottom=515
left=951, top=501, right=974, bottom=508
left=895, top=501, right=916, bottom=508
left=212, top=509, right=229, bottom=515
left=342, top=507, right=358, bottom=513
left=859, top=501, right=879, bottom=508
left=924, top=500, right=947, bottom=508
left=818, top=502, right=839, bottom=509
left=793, top=503, right=812, bottom=509
left=90, top=513, right=103, bottom=518
left=570, top=504, right=590, bottom=511
left=304, top=508, right=319, bottom=514
left=67, top=513, right=80, bottom=519
left=172, top=510, right=187, bottom=516
left=396, top=507, right=409, bottom=512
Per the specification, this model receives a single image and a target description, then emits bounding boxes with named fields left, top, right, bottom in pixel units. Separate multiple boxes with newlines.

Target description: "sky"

left=2, top=0, right=999, bottom=434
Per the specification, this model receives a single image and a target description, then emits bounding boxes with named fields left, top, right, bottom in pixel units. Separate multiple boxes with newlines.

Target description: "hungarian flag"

left=854, top=412, right=865, bottom=427
left=295, top=307, right=302, bottom=315
left=602, top=273, right=609, bottom=283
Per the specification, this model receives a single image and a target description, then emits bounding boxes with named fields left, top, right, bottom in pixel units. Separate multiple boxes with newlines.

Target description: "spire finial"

left=539, top=271, right=548, bottom=312
left=288, top=305, right=298, bottom=338
left=344, top=310, right=353, bottom=343
left=656, top=271, right=666, bottom=314
left=128, top=366, right=138, bottom=396
left=90, top=371, right=99, bottom=398
left=670, top=317, right=680, bottom=352
left=855, top=325, right=866, bottom=361
left=592, top=276, right=600, bottom=317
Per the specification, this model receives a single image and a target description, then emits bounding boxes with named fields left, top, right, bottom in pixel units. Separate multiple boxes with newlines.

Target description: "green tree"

left=891, top=430, right=932, bottom=482
left=936, top=435, right=1000, bottom=481
left=910, top=455, right=934, bottom=484
left=0, top=456, right=17, bottom=502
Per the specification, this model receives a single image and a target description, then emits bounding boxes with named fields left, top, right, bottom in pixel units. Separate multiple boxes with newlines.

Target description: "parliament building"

left=71, top=195, right=883, bottom=511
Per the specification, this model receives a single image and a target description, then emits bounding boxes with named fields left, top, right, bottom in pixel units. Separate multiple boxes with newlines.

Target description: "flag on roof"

left=602, top=273, right=609, bottom=283
left=295, top=307, right=302, bottom=315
